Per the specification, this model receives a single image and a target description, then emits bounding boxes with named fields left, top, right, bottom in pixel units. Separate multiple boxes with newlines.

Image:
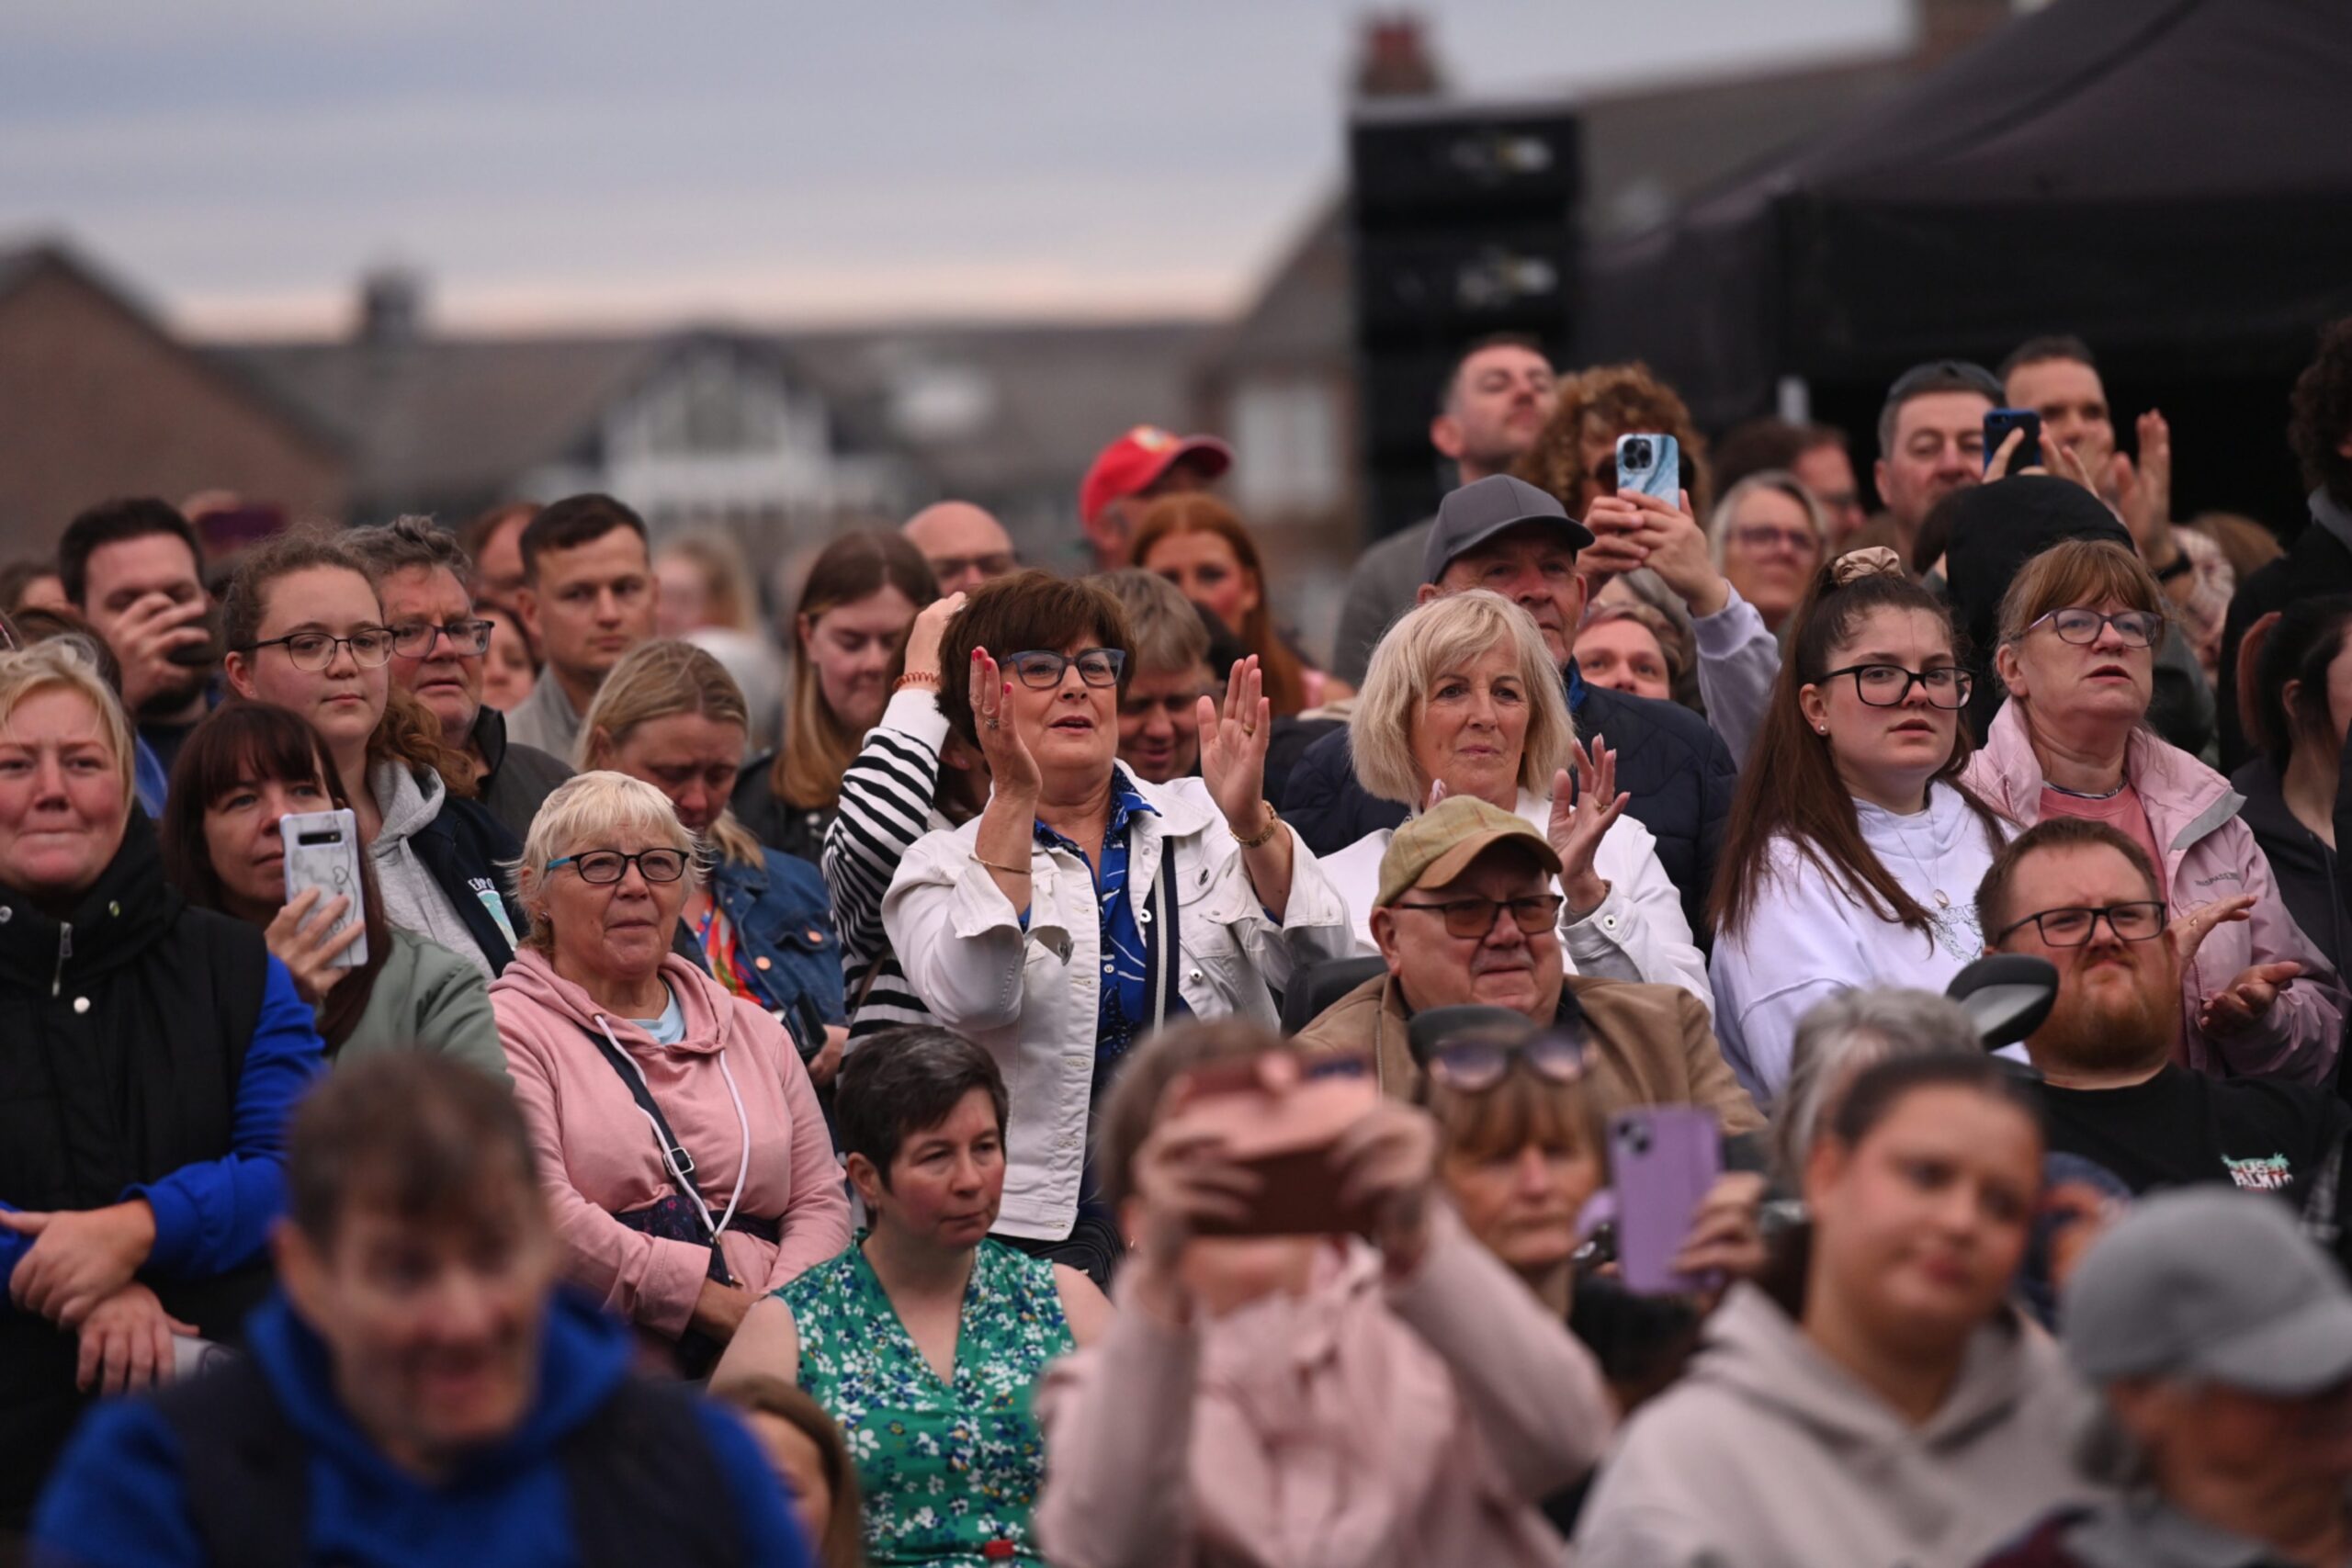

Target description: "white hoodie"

left=368, top=760, right=493, bottom=980
left=1709, top=783, right=2009, bottom=1104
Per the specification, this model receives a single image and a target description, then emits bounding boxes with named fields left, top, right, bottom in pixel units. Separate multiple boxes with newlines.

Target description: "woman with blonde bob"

left=1322, top=589, right=1710, bottom=1006
left=1964, top=537, right=2346, bottom=1080
left=490, top=772, right=849, bottom=1376
left=580, top=641, right=847, bottom=1080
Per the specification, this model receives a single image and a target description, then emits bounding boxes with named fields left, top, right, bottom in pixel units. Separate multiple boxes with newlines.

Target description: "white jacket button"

left=73, top=997, right=91, bottom=1014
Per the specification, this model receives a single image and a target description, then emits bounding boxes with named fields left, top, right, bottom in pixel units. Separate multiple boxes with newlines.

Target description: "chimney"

left=356, top=265, right=426, bottom=347
left=1353, top=12, right=1443, bottom=99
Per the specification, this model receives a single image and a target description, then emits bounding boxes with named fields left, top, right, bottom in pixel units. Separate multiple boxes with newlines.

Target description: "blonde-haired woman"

left=1321, top=590, right=1711, bottom=1007
left=0, top=641, right=325, bottom=1518
left=581, top=640, right=847, bottom=1083
left=490, top=771, right=849, bottom=1376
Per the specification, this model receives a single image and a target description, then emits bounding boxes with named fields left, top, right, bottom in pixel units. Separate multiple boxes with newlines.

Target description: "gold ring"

left=1242, top=724, right=1257, bottom=738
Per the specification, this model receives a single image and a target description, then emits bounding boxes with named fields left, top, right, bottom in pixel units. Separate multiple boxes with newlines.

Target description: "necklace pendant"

left=1934, top=889, right=1951, bottom=909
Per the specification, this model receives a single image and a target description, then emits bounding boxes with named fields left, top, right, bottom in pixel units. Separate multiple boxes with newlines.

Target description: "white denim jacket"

left=883, top=770, right=1353, bottom=1240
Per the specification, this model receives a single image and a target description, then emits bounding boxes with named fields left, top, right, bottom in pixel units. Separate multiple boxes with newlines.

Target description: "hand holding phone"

left=280, top=809, right=368, bottom=972
left=1160, top=1052, right=1380, bottom=1236
left=1614, top=434, right=1681, bottom=503
left=1983, top=409, right=2042, bottom=477
left=1611, top=1106, right=1723, bottom=1295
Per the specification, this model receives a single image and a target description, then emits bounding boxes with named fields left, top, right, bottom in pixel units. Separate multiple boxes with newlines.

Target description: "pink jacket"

left=1966, top=703, right=2346, bottom=1081
left=491, top=949, right=851, bottom=1337
left=1033, top=1207, right=1612, bottom=1568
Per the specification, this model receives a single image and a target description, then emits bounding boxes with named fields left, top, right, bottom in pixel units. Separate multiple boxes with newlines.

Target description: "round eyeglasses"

left=548, top=849, right=689, bottom=885
left=1005, top=648, right=1125, bottom=689
left=389, top=619, right=493, bottom=659
left=1993, top=900, right=2165, bottom=948
left=1813, top=663, right=1973, bottom=708
left=2029, top=608, right=2163, bottom=649
left=244, top=628, right=396, bottom=671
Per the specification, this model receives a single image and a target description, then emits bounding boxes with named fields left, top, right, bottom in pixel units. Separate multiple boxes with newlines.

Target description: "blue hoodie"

left=30, top=1291, right=812, bottom=1568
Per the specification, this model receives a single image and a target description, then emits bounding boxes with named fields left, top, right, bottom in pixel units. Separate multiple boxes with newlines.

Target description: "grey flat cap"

left=2062, top=1186, right=2352, bottom=1396
left=1421, top=474, right=1596, bottom=585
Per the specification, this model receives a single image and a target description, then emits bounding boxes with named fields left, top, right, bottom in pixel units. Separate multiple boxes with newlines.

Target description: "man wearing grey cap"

left=1983, top=1186, right=2352, bottom=1567
left=1283, top=474, right=1738, bottom=939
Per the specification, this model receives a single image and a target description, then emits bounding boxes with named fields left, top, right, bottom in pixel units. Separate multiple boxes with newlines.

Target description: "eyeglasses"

left=389, top=619, right=493, bottom=658
left=1426, top=1032, right=1589, bottom=1094
left=1814, top=663, right=1973, bottom=708
left=2029, top=608, right=2163, bottom=649
left=1005, top=648, right=1125, bottom=689
left=1389, top=893, right=1564, bottom=941
left=244, top=628, right=396, bottom=671
left=1729, top=524, right=1820, bottom=557
left=1994, top=900, right=2165, bottom=948
left=548, top=848, right=690, bottom=885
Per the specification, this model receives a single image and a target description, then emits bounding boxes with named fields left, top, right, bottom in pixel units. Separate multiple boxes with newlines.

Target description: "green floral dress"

left=778, top=1237, right=1074, bottom=1567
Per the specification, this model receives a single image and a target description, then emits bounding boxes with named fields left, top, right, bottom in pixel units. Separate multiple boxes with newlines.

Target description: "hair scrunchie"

left=1830, top=546, right=1905, bottom=588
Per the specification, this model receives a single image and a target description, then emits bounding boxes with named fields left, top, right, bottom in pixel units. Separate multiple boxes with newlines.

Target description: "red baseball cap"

left=1079, top=426, right=1233, bottom=526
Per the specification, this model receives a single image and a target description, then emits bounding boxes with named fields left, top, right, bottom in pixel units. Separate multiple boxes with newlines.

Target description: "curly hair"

left=1514, top=362, right=1713, bottom=523
left=2290, top=317, right=2352, bottom=506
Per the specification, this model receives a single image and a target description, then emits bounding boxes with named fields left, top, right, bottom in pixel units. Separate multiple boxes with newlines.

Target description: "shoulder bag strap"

left=575, top=1022, right=705, bottom=1196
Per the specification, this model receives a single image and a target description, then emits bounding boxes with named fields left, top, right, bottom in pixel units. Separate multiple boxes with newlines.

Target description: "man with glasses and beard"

left=1978, top=818, right=2352, bottom=1237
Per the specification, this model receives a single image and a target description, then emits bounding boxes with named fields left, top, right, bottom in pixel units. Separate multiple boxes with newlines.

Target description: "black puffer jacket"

left=0, top=811, right=325, bottom=1525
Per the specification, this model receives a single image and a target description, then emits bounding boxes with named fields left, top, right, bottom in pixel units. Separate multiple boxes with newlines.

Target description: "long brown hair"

left=1712, top=555, right=2006, bottom=942
left=1129, top=495, right=1308, bottom=716
left=159, top=701, right=392, bottom=1054
left=773, top=532, right=937, bottom=811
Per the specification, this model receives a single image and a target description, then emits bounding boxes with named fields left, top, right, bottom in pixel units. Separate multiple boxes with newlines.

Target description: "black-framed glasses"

left=1994, top=900, right=2165, bottom=948
left=1428, top=1032, right=1589, bottom=1094
left=1006, top=648, right=1125, bottom=689
left=389, top=619, right=493, bottom=659
left=244, top=628, right=396, bottom=671
left=548, top=848, right=689, bottom=886
left=1389, top=893, right=1564, bottom=940
left=1814, top=663, right=1973, bottom=708
left=2029, top=607, right=2163, bottom=649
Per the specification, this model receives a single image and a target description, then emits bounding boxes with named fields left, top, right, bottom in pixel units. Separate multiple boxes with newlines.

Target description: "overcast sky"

left=1, top=1, right=1905, bottom=337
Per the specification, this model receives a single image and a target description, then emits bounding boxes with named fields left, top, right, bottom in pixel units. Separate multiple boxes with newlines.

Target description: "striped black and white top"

left=823, top=688, right=957, bottom=1043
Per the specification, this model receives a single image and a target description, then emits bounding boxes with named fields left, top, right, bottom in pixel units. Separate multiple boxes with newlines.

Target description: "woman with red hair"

left=1133, top=495, right=1348, bottom=716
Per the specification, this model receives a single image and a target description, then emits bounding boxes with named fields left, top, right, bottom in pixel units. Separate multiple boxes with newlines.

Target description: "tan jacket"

left=1294, top=970, right=1764, bottom=1136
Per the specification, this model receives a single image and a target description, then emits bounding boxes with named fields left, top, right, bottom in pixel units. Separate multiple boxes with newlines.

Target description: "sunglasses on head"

left=1423, top=1029, right=1589, bottom=1095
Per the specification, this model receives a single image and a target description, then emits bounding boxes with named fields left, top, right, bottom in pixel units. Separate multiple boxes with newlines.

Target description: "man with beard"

left=1331, top=334, right=1559, bottom=686
left=58, top=499, right=218, bottom=785
left=1978, top=818, right=2352, bottom=1222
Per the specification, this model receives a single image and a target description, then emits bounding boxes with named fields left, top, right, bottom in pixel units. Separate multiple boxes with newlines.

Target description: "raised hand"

left=1602, top=488, right=1727, bottom=616
left=967, top=649, right=1042, bottom=799
left=2112, top=411, right=2174, bottom=559
left=264, top=886, right=364, bottom=1007
left=1329, top=1100, right=1440, bottom=1276
left=1197, top=655, right=1272, bottom=840
left=2169, top=894, right=2257, bottom=966
left=1546, top=737, right=1628, bottom=919
left=904, top=592, right=967, bottom=683
left=113, top=592, right=210, bottom=713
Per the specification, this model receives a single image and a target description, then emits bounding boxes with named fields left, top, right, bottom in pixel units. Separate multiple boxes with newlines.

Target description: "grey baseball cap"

left=2062, top=1186, right=2352, bottom=1396
left=1421, top=474, right=1596, bottom=585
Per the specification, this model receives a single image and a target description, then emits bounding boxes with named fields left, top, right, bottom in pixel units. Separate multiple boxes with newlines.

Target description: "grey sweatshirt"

left=1574, top=1283, right=2107, bottom=1568
left=368, top=760, right=493, bottom=980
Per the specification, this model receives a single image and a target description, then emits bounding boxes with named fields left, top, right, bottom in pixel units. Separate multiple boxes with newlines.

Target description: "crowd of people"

left=6, top=314, right=2352, bottom=1568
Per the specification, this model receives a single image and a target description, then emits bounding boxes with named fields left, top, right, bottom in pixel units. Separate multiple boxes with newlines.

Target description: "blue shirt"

left=1033, top=768, right=1190, bottom=1069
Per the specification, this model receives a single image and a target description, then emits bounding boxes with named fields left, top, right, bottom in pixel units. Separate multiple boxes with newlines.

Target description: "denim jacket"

left=676, top=848, right=846, bottom=1053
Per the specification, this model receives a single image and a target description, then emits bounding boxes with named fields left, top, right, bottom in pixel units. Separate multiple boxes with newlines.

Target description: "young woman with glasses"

left=1966, top=538, right=2346, bottom=1079
left=1708, top=547, right=2013, bottom=1103
left=220, top=529, right=525, bottom=977
left=491, top=772, right=850, bottom=1375
left=885, top=571, right=1351, bottom=1281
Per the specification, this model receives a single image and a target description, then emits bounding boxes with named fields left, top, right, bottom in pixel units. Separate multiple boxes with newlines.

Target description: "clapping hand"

left=1546, top=738, right=1627, bottom=919
left=1198, top=655, right=1273, bottom=840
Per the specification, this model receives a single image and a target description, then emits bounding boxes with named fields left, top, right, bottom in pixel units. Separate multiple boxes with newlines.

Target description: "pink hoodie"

left=492, top=949, right=851, bottom=1337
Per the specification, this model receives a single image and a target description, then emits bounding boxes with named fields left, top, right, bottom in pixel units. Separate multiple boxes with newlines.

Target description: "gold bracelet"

left=973, top=851, right=1031, bottom=875
left=1234, top=804, right=1283, bottom=850
left=892, top=671, right=941, bottom=692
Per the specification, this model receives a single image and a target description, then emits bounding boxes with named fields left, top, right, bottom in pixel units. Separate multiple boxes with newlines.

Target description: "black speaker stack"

left=1347, top=99, right=1583, bottom=540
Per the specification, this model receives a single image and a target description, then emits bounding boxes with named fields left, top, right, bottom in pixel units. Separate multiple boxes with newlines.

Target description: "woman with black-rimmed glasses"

left=491, top=771, right=849, bottom=1374
left=219, top=528, right=525, bottom=976
left=883, top=570, right=1351, bottom=1280
left=1966, top=537, right=2346, bottom=1080
left=1708, top=547, right=2013, bottom=1104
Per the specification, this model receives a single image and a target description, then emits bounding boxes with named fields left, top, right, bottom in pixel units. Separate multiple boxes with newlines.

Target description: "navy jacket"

left=677, top=848, right=848, bottom=1045
left=31, top=1291, right=810, bottom=1568
left=1279, top=665, right=1736, bottom=938
left=412, top=795, right=528, bottom=975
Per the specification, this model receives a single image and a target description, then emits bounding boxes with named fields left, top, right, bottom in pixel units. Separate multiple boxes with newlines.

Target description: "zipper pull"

left=51, top=921, right=73, bottom=998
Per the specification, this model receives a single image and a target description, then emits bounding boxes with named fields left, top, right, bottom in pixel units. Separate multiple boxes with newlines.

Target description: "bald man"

left=903, top=502, right=1016, bottom=595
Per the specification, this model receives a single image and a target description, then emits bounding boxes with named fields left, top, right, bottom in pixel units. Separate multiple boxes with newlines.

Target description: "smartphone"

left=1983, top=408, right=2042, bottom=476
left=280, top=808, right=368, bottom=969
left=1168, top=1053, right=1379, bottom=1236
left=1614, top=433, right=1680, bottom=504
left=1611, top=1105, right=1722, bottom=1295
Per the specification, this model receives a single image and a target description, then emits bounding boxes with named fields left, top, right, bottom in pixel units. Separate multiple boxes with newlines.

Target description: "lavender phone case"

left=1611, top=1104, right=1721, bottom=1295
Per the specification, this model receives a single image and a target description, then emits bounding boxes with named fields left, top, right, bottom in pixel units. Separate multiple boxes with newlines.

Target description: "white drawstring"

left=594, top=1012, right=752, bottom=1244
